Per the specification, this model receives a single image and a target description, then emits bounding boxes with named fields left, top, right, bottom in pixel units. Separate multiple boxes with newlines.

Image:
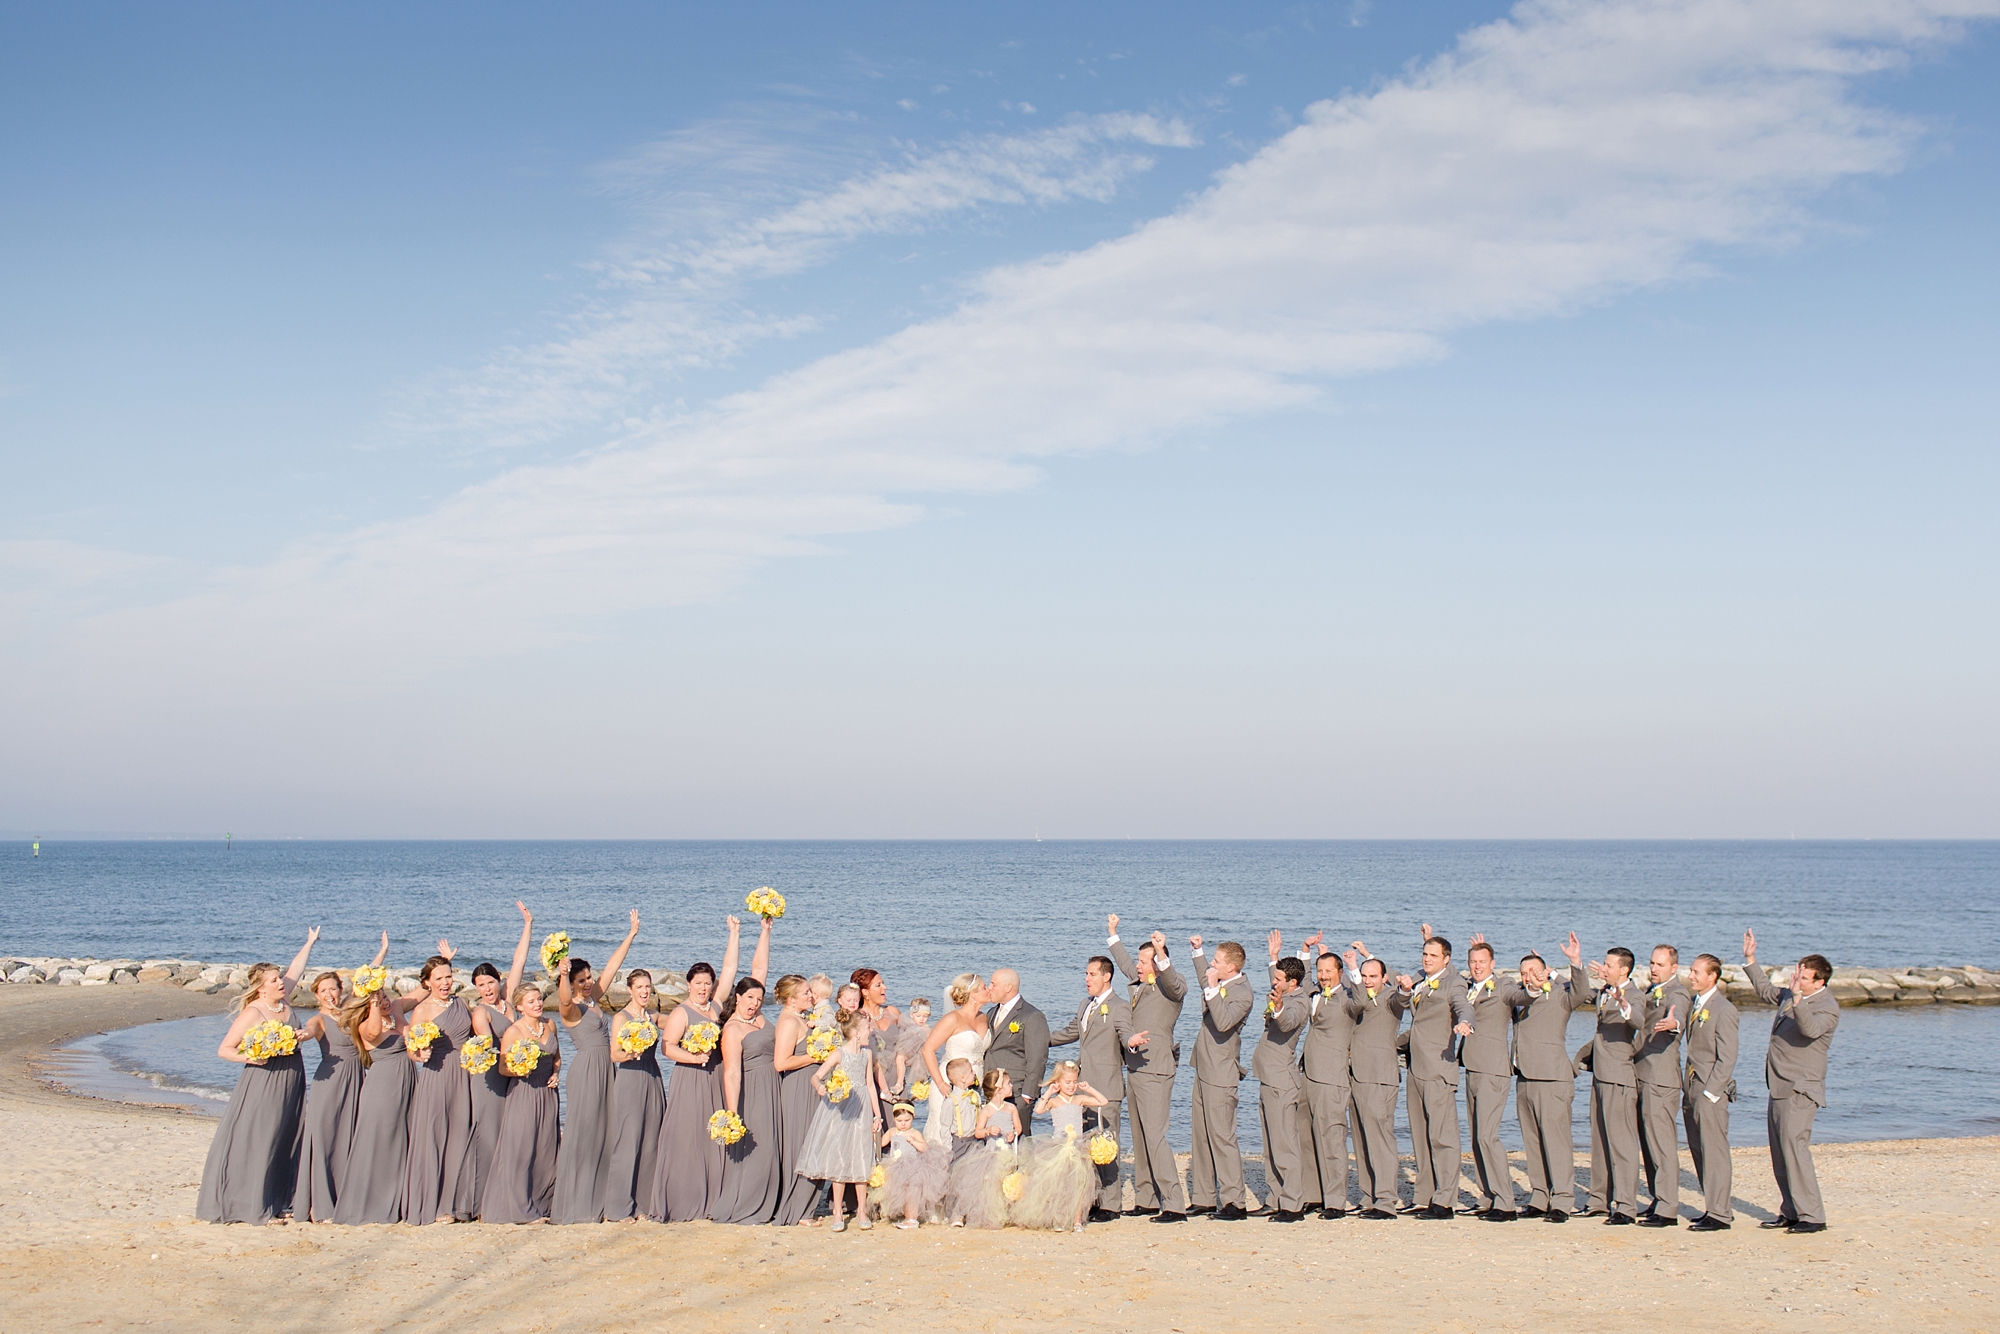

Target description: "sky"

left=2, top=0, right=1996, bottom=839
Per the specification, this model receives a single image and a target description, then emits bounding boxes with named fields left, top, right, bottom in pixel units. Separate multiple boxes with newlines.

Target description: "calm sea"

left=9, top=840, right=1999, bottom=1151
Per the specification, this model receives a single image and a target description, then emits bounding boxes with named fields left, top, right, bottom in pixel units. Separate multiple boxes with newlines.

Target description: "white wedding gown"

left=923, top=1024, right=991, bottom=1148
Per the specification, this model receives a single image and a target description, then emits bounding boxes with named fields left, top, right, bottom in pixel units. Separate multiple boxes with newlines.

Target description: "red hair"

left=850, top=968, right=880, bottom=993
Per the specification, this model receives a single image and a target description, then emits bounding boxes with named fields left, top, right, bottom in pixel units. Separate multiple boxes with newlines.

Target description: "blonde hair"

left=339, top=991, right=377, bottom=1069
left=1044, top=1059, right=1081, bottom=1088
left=980, top=1068, right=1011, bottom=1103
left=513, top=982, right=542, bottom=1009
left=836, top=1007, right=869, bottom=1038
left=310, top=970, right=343, bottom=1003
left=946, top=973, right=982, bottom=1007
left=237, top=963, right=282, bottom=1012
left=1216, top=941, right=1247, bottom=971
left=807, top=974, right=834, bottom=999
left=772, top=974, right=808, bottom=1004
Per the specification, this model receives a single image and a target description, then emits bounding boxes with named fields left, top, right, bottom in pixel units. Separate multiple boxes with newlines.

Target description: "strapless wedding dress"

left=923, top=1025, right=991, bottom=1146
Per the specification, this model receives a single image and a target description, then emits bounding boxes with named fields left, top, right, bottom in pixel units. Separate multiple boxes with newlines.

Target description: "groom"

left=1047, top=949, right=1139, bottom=1222
left=984, top=968, right=1050, bottom=1139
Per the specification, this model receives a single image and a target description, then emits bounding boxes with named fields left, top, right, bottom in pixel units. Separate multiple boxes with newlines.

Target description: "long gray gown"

left=332, top=1030, right=416, bottom=1224
left=774, top=1025, right=824, bottom=1225
left=604, top=1010, right=665, bottom=1221
left=467, top=1001, right=514, bottom=1211
left=402, top=997, right=478, bottom=1224
left=551, top=1004, right=612, bottom=1224
left=291, top=1015, right=363, bottom=1221
left=714, top=1021, right=784, bottom=1224
left=196, top=1007, right=307, bottom=1224
left=480, top=1025, right=560, bottom=1224
left=650, top=1002, right=725, bottom=1221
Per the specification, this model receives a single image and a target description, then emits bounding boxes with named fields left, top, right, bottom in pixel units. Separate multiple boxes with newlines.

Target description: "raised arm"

left=505, top=901, right=533, bottom=1001
left=717, top=917, right=743, bottom=997
left=281, top=928, right=322, bottom=990
left=1742, top=930, right=1781, bottom=1005
left=556, top=958, right=583, bottom=1024
left=370, top=931, right=389, bottom=968
left=747, top=915, right=771, bottom=984
left=599, top=910, right=640, bottom=1000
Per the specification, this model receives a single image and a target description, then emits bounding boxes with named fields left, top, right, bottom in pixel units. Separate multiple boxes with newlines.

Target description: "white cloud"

left=10, top=0, right=1996, bottom=709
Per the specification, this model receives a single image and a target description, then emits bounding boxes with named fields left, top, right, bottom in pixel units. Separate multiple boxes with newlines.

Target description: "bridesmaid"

left=714, top=975, right=783, bottom=1223
left=550, top=910, right=640, bottom=1225
left=196, top=928, right=320, bottom=1224
left=467, top=902, right=534, bottom=1210
left=604, top=968, right=666, bottom=1221
left=648, top=915, right=753, bottom=1221
left=332, top=984, right=419, bottom=1224
left=293, top=931, right=389, bottom=1221
left=852, top=969, right=905, bottom=1097
left=481, top=984, right=562, bottom=1223
left=771, top=975, right=824, bottom=1226
left=402, top=944, right=479, bottom=1224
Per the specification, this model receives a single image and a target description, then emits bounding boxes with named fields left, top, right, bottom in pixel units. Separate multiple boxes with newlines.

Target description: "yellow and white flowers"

left=806, top=1028, right=839, bottom=1062
left=680, top=1022, right=720, bottom=1055
left=617, top=1019, right=659, bottom=1055
left=405, top=1019, right=442, bottom=1059
left=1001, top=1171, right=1025, bottom=1203
left=503, top=1038, right=542, bottom=1077
left=825, top=1068, right=853, bottom=1103
left=539, top=931, right=571, bottom=974
left=708, top=1109, right=746, bottom=1145
left=909, top=1078, right=932, bottom=1101
left=745, top=886, right=786, bottom=921
left=460, top=1034, right=498, bottom=1075
left=1088, top=1135, right=1119, bottom=1166
left=350, top=965, right=388, bottom=998
left=239, top=1020, right=298, bottom=1061
left=867, top=1164, right=887, bottom=1189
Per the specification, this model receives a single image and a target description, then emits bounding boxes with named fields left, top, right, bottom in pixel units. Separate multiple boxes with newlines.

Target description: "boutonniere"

left=1365, top=987, right=1378, bottom=1001
left=1098, top=1003, right=1109, bottom=1017
left=1695, top=1007, right=1711, bottom=1025
left=1264, top=998, right=1278, bottom=1016
left=1321, top=985, right=1336, bottom=998
left=1008, top=1021, right=1020, bottom=1034
left=1538, top=981, right=1553, bottom=995
left=1218, top=987, right=1227, bottom=999
left=1649, top=984, right=1665, bottom=1001
left=1472, top=978, right=1494, bottom=996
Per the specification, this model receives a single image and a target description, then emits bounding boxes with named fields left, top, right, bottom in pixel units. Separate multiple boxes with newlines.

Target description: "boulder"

left=56, top=968, right=84, bottom=985
left=113, top=971, right=138, bottom=984
left=135, top=967, right=173, bottom=984
left=8, top=966, right=44, bottom=984
left=83, top=963, right=117, bottom=981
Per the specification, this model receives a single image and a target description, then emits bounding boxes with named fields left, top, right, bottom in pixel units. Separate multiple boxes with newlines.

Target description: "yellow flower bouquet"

left=806, top=1028, right=838, bottom=1062
left=1001, top=1170, right=1025, bottom=1203
left=539, top=931, right=571, bottom=974
left=239, top=1019, right=299, bottom=1061
left=617, top=1019, right=659, bottom=1055
left=825, top=1068, right=853, bottom=1103
left=680, top=1021, right=720, bottom=1055
left=350, top=965, right=388, bottom=998
left=909, top=1078, right=932, bottom=1101
left=708, top=1109, right=746, bottom=1145
left=745, top=886, right=786, bottom=921
left=867, top=1164, right=887, bottom=1189
left=1088, top=1134, right=1119, bottom=1166
left=503, top=1038, right=542, bottom=1077
left=460, top=1034, right=498, bottom=1075
left=405, top=1019, right=442, bottom=1059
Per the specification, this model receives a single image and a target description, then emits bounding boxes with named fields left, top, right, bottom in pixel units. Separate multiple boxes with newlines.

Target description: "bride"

left=919, top=973, right=990, bottom=1146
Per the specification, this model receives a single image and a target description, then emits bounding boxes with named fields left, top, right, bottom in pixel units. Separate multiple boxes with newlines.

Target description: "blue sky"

left=3, top=0, right=1996, bottom=837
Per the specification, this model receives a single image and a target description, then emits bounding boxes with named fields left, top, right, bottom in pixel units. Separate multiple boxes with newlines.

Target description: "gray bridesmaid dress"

left=402, top=997, right=479, bottom=1224
left=480, top=1024, right=560, bottom=1224
left=196, top=1006, right=307, bottom=1223
left=467, top=1001, right=514, bottom=1210
left=291, top=1015, right=363, bottom=1221
left=332, top=1029, right=416, bottom=1224
left=714, top=1021, right=784, bottom=1224
left=604, top=1009, right=665, bottom=1221
left=650, top=1002, right=725, bottom=1221
left=774, top=1025, right=823, bottom=1225
left=551, top=1004, right=612, bottom=1224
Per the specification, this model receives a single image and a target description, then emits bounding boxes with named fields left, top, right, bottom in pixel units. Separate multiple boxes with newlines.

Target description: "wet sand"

left=2, top=985, right=1995, bottom=1331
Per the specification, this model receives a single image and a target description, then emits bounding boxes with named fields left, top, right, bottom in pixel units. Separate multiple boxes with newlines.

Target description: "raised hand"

left=518, top=900, right=532, bottom=924
left=436, top=937, right=457, bottom=961
left=305, top=926, right=322, bottom=947
left=1149, top=930, right=1167, bottom=954
left=1107, top=913, right=1119, bottom=935
left=1420, top=922, right=1433, bottom=941
left=1343, top=948, right=1359, bottom=972
left=1743, top=928, right=1757, bottom=963
left=1470, top=931, right=1486, bottom=946
left=1586, top=960, right=1608, bottom=982
left=628, top=909, right=641, bottom=935
left=1395, top=973, right=1415, bottom=990
left=1561, top=932, right=1582, bottom=966
left=378, top=930, right=389, bottom=952
left=1302, top=931, right=1325, bottom=953
left=1350, top=939, right=1369, bottom=956
left=1188, top=934, right=1204, bottom=953
left=1267, top=929, right=1283, bottom=962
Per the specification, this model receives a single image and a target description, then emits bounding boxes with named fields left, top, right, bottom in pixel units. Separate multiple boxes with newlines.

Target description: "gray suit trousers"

left=1588, top=1080, right=1641, bottom=1214
left=1465, top=1070, right=1513, bottom=1210
left=1407, top=1075, right=1462, bottom=1210
left=1515, top=1077, right=1576, bottom=1212
left=1302, top=1078, right=1350, bottom=1210
left=1638, top=1081, right=1681, bottom=1214
left=1257, top=1083, right=1306, bottom=1212
left=1125, top=1072, right=1183, bottom=1213
left=1349, top=1082, right=1399, bottom=1212
left=1091, top=1099, right=1124, bottom=1212
left=1190, top=1079, right=1245, bottom=1209
left=1683, top=1089, right=1733, bottom=1222
left=1767, top=1092, right=1824, bottom=1225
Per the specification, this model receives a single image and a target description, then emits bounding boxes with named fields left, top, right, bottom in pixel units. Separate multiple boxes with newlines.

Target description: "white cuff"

left=1107, top=934, right=1119, bottom=946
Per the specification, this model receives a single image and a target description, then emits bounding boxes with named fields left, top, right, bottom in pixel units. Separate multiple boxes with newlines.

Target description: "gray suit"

left=1299, top=976, right=1359, bottom=1210
left=1459, top=975, right=1518, bottom=1211
left=1111, top=939, right=1188, bottom=1213
left=1745, top=962, right=1840, bottom=1226
left=1636, top=976, right=1690, bottom=1216
left=983, top=996, right=1049, bottom=1139
left=1586, top=976, right=1646, bottom=1215
left=1047, top=988, right=1133, bottom=1212
left=1188, top=958, right=1254, bottom=1210
left=1404, top=968, right=1471, bottom=1211
left=1253, top=989, right=1309, bottom=1212
left=1680, top=986, right=1739, bottom=1222
left=1344, top=982, right=1408, bottom=1212
left=1511, top=965, right=1592, bottom=1213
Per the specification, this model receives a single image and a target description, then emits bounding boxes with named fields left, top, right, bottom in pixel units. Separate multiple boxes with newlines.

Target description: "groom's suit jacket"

left=983, top=996, right=1050, bottom=1097
left=1111, top=940, right=1186, bottom=1078
left=1047, top=990, right=1134, bottom=1099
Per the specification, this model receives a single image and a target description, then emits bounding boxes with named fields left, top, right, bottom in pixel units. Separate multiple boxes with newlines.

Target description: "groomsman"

left=1636, top=944, right=1690, bottom=1226
left=1298, top=938, right=1362, bottom=1217
left=1458, top=934, right=1519, bottom=1219
left=1512, top=935, right=1593, bottom=1222
left=1254, top=938, right=1310, bottom=1222
left=1743, top=931, right=1840, bottom=1234
left=1344, top=955, right=1408, bottom=1218
left=1188, top=936, right=1254, bottom=1219
left=1585, top=946, right=1647, bottom=1224
left=1680, top=951, right=1739, bottom=1231
left=1108, top=918, right=1189, bottom=1222
left=1047, top=949, right=1137, bottom=1222
left=983, top=968, right=1049, bottom=1140
left=1399, top=927, right=1472, bottom=1219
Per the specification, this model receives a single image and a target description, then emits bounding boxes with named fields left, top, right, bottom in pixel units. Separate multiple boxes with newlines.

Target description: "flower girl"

left=893, top=997, right=932, bottom=1095
left=944, top=1069, right=1021, bottom=1229
left=874, top=1102, right=948, bottom=1228
left=797, top=1009, right=881, bottom=1232
left=1020, top=1061, right=1107, bottom=1232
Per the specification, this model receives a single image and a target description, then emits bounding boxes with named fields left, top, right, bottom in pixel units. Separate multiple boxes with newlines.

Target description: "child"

left=932, top=1056, right=981, bottom=1157
left=1023, top=1060, right=1108, bottom=1232
left=796, top=1009, right=882, bottom=1232
left=944, top=1068, right=1021, bottom=1229
left=876, top=1102, right=948, bottom=1229
left=807, top=974, right=836, bottom=1031
left=894, top=998, right=933, bottom=1096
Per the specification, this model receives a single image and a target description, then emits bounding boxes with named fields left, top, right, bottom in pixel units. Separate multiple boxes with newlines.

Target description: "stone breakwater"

left=2, top=955, right=1997, bottom=1011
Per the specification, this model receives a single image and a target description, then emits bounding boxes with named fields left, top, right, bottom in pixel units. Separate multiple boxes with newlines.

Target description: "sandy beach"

left=2, top=985, right=1994, bottom=1332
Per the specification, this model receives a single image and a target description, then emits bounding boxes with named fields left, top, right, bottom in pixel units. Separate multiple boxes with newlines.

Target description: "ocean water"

left=10, top=840, right=1997, bottom=1151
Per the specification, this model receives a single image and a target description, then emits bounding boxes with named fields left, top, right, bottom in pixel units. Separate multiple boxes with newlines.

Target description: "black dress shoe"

left=1786, top=1221, right=1827, bottom=1234
left=1360, top=1208, right=1398, bottom=1220
left=1545, top=1209, right=1569, bottom=1223
left=1087, top=1208, right=1121, bottom=1225
left=1150, top=1210, right=1187, bottom=1223
left=1458, top=1205, right=1486, bottom=1216
left=1520, top=1205, right=1547, bottom=1219
left=1319, top=1207, right=1347, bottom=1220
left=1187, top=1204, right=1215, bottom=1216
left=1578, top=1205, right=1606, bottom=1217
left=1420, top=1204, right=1454, bottom=1220
left=1125, top=1206, right=1159, bottom=1217
left=1688, top=1216, right=1731, bottom=1232
left=1215, top=1204, right=1247, bottom=1221
left=1638, top=1213, right=1679, bottom=1227
left=1481, top=1210, right=1517, bottom=1222
left=1759, top=1216, right=1796, bottom=1230
left=1269, top=1210, right=1302, bottom=1223
left=1606, top=1212, right=1636, bottom=1225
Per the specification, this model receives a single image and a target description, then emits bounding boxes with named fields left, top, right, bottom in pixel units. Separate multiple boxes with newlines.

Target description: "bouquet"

left=616, top=1019, right=659, bottom=1055
left=708, top=1110, right=746, bottom=1145
left=806, top=1029, right=839, bottom=1062
left=239, top=1019, right=298, bottom=1062
left=1001, top=1171, right=1025, bottom=1203
left=909, top=1078, right=932, bottom=1101
left=867, top=1164, right=887, bottom=1190
left=503, top=1039, right=542, bottom=1077
left=405, top=1020, right=442, bottom=1059
left=350, top=965, right=388, bottom=998
left=1088, top=1135, right=1119, bottom=1166
left=539, top=931, right=572, bottom=974
left=825, top=1068, right=853, bottom=1103
left=745, top=886, right=786, bottom=921
left=680, top=1022, right=720, bottom=1055
left=460, top=1034, right=498, bottom=1075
